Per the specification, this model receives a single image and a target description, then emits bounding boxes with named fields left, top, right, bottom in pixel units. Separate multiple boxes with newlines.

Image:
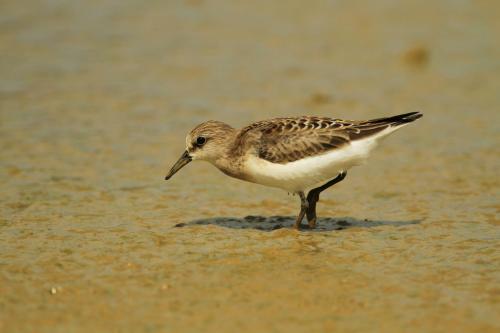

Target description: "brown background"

left=0, top=0, right=498, bottom=332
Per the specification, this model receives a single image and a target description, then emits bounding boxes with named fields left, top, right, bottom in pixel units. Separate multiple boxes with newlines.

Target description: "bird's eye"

left=196, top=136, right=206, bottom=146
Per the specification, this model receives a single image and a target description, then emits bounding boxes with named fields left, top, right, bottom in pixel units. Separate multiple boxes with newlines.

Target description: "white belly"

left=244, top=137, right=381, bottom=192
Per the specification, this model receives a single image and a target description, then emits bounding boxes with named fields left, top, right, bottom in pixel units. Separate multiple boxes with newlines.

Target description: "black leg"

left=294, top=191, right=308, bottom=229
left=306, top=171, right=347, bottom=228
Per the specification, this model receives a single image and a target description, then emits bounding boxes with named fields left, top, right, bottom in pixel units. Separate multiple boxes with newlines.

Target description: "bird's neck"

left=211, top=131, right=247, bottom=179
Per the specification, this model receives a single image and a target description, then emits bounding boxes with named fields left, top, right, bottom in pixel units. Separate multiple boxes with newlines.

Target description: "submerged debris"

left=243, top=215, right=267, bottom=222
left=337, top=220, right=351, bottom=226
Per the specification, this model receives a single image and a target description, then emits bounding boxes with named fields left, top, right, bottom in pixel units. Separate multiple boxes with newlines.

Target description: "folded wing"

left=235, top=112, right=422, bottom=164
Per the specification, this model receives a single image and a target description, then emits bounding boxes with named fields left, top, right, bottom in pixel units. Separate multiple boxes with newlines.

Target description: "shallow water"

left=0, top=1, right=499, bottom=332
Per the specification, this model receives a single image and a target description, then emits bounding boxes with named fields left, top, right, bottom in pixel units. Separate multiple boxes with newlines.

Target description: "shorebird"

left=165, top=112, right=422, bottom=229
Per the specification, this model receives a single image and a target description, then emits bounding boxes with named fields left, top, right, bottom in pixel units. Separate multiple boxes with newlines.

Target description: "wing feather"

left=234, top=113, right=422, bottom=164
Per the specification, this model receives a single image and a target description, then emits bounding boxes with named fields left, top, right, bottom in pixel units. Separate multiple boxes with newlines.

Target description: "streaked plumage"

left=165, top=112, right=423, bottom=229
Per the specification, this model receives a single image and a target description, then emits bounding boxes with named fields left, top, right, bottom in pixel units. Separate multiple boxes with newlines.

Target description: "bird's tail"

left=348, top=112, right=423, bottom=141
left=362, top=111, right=423, bottom=127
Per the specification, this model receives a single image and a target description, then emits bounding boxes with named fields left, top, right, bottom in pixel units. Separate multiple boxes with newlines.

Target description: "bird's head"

left=165, top=121, right=235, bottom=180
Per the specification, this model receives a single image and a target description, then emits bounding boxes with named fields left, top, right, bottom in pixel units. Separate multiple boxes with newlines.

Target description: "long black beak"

left=165, top=150, right=192, bottom=180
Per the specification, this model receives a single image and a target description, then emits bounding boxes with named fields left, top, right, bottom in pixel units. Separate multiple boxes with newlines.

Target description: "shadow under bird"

left=165, top=112, right=423, bottom=229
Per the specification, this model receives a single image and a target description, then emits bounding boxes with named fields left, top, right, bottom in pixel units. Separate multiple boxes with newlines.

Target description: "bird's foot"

left=307, top=217, right=317, bottom=229
left=306, top=193, right=319, bottom=229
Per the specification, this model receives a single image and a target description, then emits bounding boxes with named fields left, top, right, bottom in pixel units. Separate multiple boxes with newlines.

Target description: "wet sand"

left=0, top=1, right=499, bottom=332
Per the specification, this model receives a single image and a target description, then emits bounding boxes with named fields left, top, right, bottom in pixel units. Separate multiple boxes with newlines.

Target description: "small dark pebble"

left=244, top=215, right=267, bottom=222
left=270, top=216, right=288, bottom=222
left=337, top=220, right=351, bottom=226
left=174, top=223, right=185, bottom=228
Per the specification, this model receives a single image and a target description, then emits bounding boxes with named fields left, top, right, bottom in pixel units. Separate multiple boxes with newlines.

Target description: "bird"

left=165, top=112, right=423, bottom=229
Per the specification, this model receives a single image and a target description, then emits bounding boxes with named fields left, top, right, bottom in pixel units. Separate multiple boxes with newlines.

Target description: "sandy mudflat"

left=0, top=1, right=499, bottom=332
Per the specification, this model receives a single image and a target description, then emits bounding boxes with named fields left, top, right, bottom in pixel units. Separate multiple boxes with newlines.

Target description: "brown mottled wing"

left=258, top=130, right=348, bottom=164
left=237, top=113, right=422, bottom=164
left=235, top=117, right=350, bottom=164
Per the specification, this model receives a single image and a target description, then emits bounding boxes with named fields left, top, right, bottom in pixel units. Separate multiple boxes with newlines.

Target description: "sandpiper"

left=165, top=112, right=422, bottom=229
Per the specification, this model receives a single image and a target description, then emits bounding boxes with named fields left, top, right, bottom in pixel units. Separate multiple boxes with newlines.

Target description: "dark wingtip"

left=365, top=111, right=423, bottom=125
left=399, top=111, right=423, bottom=123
